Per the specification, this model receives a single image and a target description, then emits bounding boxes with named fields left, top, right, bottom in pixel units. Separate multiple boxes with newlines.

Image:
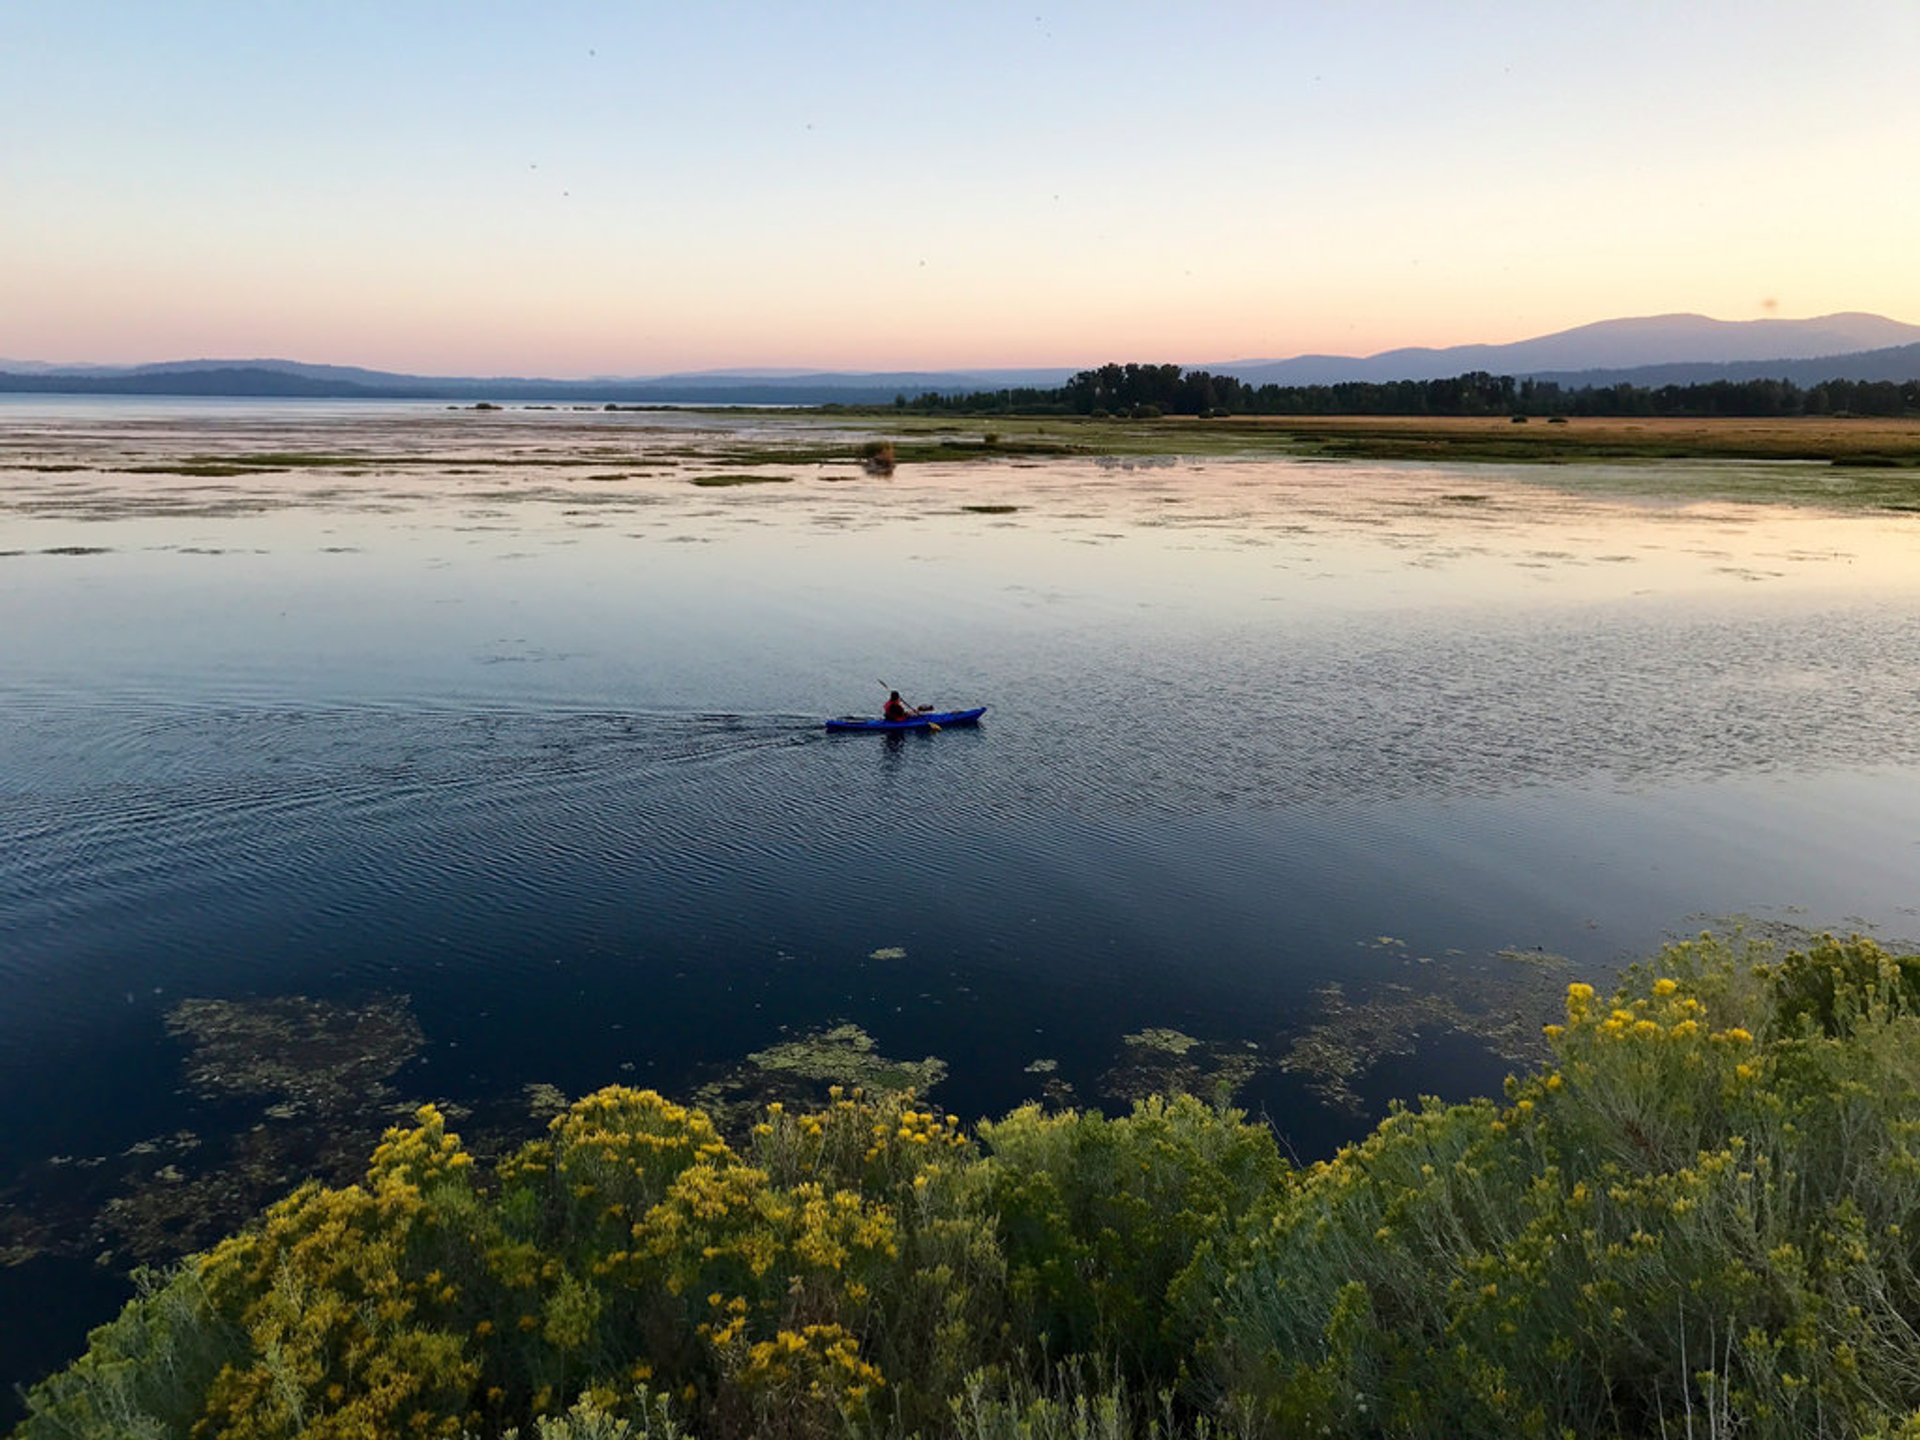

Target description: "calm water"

left=5, top=400, right=1920, bottom=1397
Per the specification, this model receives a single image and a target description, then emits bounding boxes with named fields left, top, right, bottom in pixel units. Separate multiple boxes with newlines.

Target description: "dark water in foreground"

left=4, top=403, right=1920, bottom=1400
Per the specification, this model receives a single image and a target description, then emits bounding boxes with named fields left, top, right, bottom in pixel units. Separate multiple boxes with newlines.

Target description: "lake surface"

left=5, top=399, right=1920, bottom=1399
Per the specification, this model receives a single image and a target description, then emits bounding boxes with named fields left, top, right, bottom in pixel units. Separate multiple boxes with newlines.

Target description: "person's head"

left=889, top=691, right=901, bottom=701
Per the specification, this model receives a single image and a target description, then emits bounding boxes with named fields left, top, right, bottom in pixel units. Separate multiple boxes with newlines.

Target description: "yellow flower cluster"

left=698, top=1293, right=751, bottom=1347
left=734, top=1323, right=886, bottom=1413
left=550, top=1087, right=732, bottom=1215
left=1556, top=979, right=1729, bottom=1049
left=368, top=1104, right=476, bottom=1193
left=190, top=1108, right=485, bottom=1440
left=865, top=1101, right=967, bottom=1166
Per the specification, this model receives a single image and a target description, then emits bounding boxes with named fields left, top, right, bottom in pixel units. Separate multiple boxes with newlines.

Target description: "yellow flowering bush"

left=194, top=1105, right=487, bottom=1440
left=24, top=935, right=1920, bottom=1440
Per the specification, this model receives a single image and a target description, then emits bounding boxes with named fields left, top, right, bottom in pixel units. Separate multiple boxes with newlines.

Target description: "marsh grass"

left=125, top=463, right=281, bottom=477
left=777, top=411, right=1920, bottom=500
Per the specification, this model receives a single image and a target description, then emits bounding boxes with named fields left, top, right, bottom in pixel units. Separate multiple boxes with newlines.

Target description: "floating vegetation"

left=1101, top=1028, right=1266, bottom=1106
left=692, top=1022, right=947, bottom=1124
left=39, top=545, right=112, bottom=555
left=165, top=994, right=423, bottom=1112
left=748, top=1023, right=946, bottom=1092
left=1023, top=1058, right=1059, bottom=1074
left=522, top=1081, right=569, bottom=1121
left=1281, top=985, right=1470, bottom=1112
left=1280, top=962, right=1564, bottom=1112
left=1126, top=1027, right=1201, bottom=1055
left=961, top=504, right=1020, bottom=514
left=867, top=946, right=907, bottom=961
left=0, top=994, right=433, bottom=1270
left=688, top=473, right=795, bottom=487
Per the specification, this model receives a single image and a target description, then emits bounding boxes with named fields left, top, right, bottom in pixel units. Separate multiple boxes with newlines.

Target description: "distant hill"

left=1520, top=341, right=1920, bottom=389
left=0, top=359, right=1078, bottom=404
left=1206, top=313, right=1920, bottom=386
left=6, top=313, right=1920, bottom=401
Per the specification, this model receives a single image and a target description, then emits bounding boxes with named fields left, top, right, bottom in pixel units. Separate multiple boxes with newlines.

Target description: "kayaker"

left=883, top=691, right=931, bottom=721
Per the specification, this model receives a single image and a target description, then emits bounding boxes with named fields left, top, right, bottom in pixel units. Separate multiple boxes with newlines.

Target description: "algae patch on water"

left=1279, top=952, right=1570, bottom=1112
left=1100, top=1027, right=1266, bottom=1106
left=523, top=1082, right=571, bottom=1122
left=693, top=1023, right=947, bottom=1124
left=166, top=994, right=423, bottom=1113
left=1126, top=1027, right=1201, bottom=1055
left=0, top=994, right=433, bottom=1270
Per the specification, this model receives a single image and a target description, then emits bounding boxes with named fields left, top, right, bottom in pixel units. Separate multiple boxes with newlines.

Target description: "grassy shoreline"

left=806, top=410, right=1920, bottom=465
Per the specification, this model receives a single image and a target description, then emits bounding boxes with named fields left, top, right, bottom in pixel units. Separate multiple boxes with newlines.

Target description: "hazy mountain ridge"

left=1525, top=342, right=1920, bottom=390
left=1205, top=313, right=1920, bottom=386
left=0, top=359, right=1078, bottom=402
left=7, top=314, right=1920, bottom=400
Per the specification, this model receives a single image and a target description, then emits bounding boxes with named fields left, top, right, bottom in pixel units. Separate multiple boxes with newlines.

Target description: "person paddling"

left=883, top=690, right=932, bottom=722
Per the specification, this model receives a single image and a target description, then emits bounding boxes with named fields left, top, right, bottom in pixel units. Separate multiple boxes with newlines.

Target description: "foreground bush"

left=19, top=935, right=1920, bottom=1439
left=1199, top=934, right=1920, bottom=1438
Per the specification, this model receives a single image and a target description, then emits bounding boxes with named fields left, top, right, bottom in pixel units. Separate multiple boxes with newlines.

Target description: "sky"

left=3, top=1, right=1918, bottom=376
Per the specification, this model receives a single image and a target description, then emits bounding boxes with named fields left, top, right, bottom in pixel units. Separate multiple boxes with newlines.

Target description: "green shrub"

left=978, top=1095, right=1284, bottom=1377
left=8, top=1263, right=238, bottom=1440
left=1194, top=935, right=1920, bottom=1439
left=1767, top=933, right=1920, bottom=1037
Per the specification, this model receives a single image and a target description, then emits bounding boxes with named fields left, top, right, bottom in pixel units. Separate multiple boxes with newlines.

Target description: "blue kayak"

left=824, top=706, right=987, bottom=733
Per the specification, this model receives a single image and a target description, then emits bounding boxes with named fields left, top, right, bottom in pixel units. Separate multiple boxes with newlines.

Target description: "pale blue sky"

left=4, top=2, right=1916, bottom=373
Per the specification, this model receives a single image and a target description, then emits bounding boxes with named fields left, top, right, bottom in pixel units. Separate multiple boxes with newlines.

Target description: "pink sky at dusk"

left=4, top=3, right=1917, bottom=375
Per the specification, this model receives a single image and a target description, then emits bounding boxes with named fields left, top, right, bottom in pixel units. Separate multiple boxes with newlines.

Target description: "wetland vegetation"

left=7, top=399, right=1920, bottom=515
left=20, top=934, right=1920, bottom=1440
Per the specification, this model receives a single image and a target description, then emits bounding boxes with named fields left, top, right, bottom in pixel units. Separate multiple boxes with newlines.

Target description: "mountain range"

left=5, top=313, right=1919, bottom=403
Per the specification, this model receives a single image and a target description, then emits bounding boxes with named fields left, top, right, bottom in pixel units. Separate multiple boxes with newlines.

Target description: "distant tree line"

left=895, top=363, right=1920, bottom=419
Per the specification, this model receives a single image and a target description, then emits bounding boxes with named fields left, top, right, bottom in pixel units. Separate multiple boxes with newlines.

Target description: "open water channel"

left=4, top=399, right=1920, bottom=1400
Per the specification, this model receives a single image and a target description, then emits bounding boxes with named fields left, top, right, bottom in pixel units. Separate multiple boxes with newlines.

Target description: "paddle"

left=878, top=680, right=940, bottom=731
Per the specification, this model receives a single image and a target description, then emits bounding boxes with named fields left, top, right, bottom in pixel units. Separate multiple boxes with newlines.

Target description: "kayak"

left=824, top=706, right=987, bottom=733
